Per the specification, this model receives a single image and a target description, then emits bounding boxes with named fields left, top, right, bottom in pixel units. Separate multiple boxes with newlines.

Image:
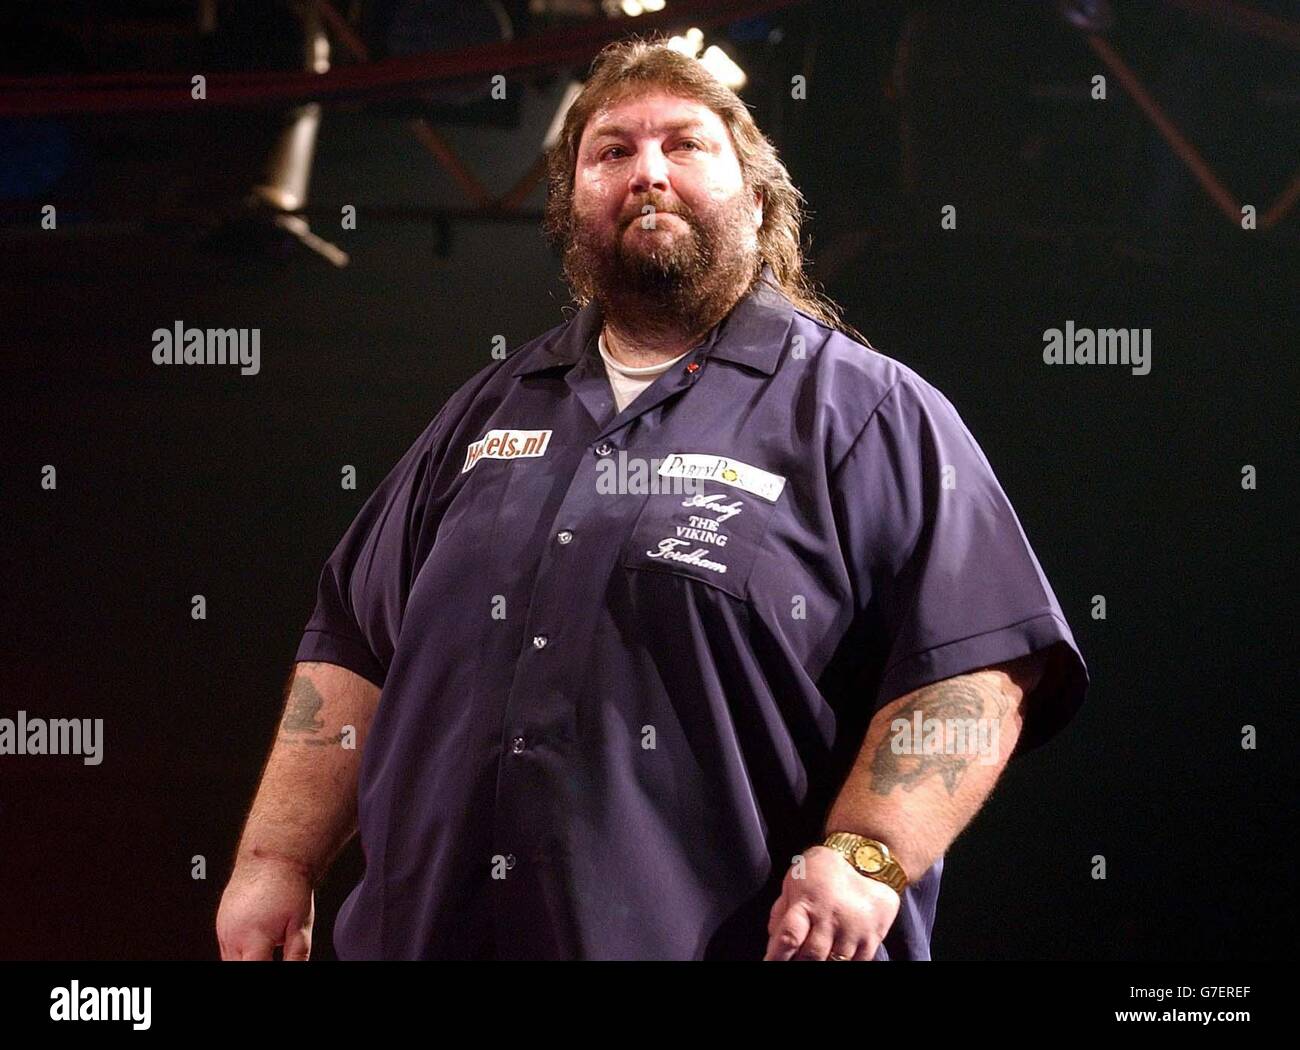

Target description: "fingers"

left=791, top=918, right=836, bottom=960
left=764, top=902, right=811, bottom=961
left=765, top=897, right=880, bottom=961
left=282, top=924, right=312, bottom=962
left=216, top=877, right=315, bottom=961
left=768, top=890, right=786, bottom=927
left=220, top=925, right=310, bottom=961
left=231, top=931, right=278, bottom=961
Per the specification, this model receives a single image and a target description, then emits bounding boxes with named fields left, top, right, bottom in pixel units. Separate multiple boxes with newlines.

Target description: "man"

left=217, top=38, right=1088, bottom=962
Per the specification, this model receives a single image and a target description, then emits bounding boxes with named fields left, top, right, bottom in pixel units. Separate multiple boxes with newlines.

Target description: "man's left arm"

left=764, top=648, right=1051, bottom=961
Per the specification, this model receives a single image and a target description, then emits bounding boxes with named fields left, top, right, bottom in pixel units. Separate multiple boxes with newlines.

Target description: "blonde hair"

left=543, top=35, right=868, bottom=345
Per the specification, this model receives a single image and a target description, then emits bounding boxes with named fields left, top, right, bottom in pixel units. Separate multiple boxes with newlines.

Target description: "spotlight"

left=667, top=28, right=746, bottom=90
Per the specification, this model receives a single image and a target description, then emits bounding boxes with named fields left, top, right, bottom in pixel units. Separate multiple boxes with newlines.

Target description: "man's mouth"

left=625, top=212, right=686, bottom=230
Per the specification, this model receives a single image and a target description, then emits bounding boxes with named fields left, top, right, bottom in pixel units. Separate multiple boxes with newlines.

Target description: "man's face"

left=566, top=91, right=763, bottom=307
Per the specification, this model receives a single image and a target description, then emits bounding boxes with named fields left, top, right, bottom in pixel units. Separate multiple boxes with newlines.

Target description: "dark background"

left=1, top=0, right=1296, bottom=960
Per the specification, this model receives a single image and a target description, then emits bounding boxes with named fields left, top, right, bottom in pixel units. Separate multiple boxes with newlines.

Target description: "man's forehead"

left=581, top=92, right=724, bottom=141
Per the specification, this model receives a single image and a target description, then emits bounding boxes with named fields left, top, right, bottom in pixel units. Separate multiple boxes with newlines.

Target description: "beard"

left=561, top=187, right=761, bottom=336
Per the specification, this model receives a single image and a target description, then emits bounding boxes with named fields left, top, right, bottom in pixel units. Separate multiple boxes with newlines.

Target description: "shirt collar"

left=511, top=262, right=794, bottom=379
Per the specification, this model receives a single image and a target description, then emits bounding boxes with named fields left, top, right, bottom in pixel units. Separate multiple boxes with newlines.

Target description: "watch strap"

left=822, top=831, right=910, bottom=893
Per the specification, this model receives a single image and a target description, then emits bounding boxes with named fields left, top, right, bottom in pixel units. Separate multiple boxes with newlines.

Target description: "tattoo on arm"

left=278, top=676, right=344, bottom=747
left=867, top=676, right=1013, bottom=797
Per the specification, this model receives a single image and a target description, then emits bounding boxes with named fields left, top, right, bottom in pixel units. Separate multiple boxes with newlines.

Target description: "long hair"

left=542, top=35, right=869, bottom=345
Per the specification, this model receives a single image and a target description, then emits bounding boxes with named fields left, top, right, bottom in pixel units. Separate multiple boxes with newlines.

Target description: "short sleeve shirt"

left=294, top=263, right=1090, bottom=960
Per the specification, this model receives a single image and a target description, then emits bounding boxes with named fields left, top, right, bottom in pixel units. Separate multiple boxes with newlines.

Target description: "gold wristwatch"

left=822, top=832, right=909, bottom=894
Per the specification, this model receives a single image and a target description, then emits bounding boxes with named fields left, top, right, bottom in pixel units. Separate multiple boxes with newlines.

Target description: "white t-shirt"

left=597, top=330, right=692, bottom=412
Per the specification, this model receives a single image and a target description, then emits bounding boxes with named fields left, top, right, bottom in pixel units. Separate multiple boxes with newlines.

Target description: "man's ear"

left=753, top=188, right=764, bottom=227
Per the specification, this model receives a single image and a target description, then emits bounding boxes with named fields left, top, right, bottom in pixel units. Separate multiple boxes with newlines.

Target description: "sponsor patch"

left=462, top=428, right=553, bottom=473
left=656, top=453, right=786, bottom=502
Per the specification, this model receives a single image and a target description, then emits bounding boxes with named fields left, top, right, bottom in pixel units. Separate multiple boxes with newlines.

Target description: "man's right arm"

left=216, top=661, right=381, bottom=960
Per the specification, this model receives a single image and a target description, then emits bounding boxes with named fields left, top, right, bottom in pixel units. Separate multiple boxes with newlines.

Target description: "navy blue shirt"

left=295, top=264, right=1089, bottom=960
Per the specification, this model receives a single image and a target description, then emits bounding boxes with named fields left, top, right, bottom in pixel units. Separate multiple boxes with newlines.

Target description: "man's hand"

left=218, top=661, right=380, bottom=961
left=216, top=855, right=315, bottom=961
left=764, top=846, right=900, bottom=961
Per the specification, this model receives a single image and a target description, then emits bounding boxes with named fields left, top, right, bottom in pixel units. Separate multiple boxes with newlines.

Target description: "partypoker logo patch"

left=657, top=453, right=786, bottom=502
left=462, top=428, right=553, bottom=473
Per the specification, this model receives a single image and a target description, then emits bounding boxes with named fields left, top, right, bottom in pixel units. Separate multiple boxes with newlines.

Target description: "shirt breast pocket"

left=620, top=486, right=781, bottom=602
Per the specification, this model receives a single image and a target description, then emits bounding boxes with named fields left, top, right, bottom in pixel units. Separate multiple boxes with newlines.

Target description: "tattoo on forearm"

left=868, top=677, right=1008, bottom=797
left=278, top=677, right=344, bottom=747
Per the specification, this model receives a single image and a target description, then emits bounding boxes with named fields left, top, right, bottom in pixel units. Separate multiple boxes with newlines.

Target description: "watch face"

left=853, top=844, right=885, bottom=873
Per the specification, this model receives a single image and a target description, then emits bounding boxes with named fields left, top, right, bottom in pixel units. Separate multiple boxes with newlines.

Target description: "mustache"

left=622, top=202, right=689, bottom=226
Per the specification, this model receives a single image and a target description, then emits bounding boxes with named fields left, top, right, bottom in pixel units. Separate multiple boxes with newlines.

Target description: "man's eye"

left=678, top=140, right=702, bottom=151
left=601, top=146, right=628, bottom=160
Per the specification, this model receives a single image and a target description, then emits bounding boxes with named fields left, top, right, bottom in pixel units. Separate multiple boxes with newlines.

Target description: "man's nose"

left=629, top=143, right=670, bottom=195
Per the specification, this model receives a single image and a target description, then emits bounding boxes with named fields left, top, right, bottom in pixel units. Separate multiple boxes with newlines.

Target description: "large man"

left=217, top=38, right=1088, bottom=962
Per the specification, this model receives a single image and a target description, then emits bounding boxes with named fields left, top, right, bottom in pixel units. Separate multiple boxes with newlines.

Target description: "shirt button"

left=685, top=360, right=701, bottom=375
left=511, top=735, right=526, bottom=754
left=504, top=854, right=516, bottom=870
left=532, top=634, right=548, bottom=649
left=594, top=442, right=614, bottom=456
left=557, top=530, right=573, bottom=544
